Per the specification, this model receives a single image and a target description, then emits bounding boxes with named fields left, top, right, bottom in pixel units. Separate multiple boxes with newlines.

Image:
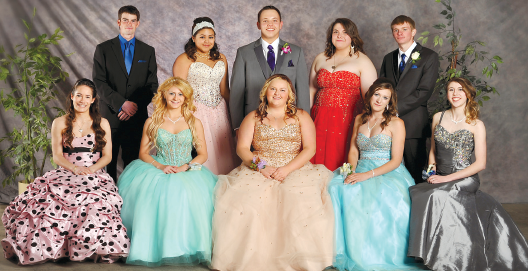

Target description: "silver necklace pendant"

left=167, top=115, right=183, bottom=124
left=451, top=118, right=465, bottom=124
left=79, top=128, right=83, bottom=133
left=367, top=119, right=379, bottom=132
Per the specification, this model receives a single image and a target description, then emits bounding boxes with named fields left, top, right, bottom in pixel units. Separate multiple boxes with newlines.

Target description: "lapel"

left=399, top=43, right=423, bottom=80
left=273, top=39, right=286, bottom=75
left=111, top=36, right=128, bottom=78
left=253, top=38, right=271, bottom=79
left=391, top=50, right=399, bottom=84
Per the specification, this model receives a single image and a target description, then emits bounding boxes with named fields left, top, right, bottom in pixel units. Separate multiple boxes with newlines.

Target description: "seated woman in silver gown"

left=407, top=77, right=528, bottom=271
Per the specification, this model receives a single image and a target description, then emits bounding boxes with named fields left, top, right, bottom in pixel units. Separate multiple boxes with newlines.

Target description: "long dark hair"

left=62, top=78, right=106, bottom=152
left=361, top=78, right=398, bottom=130
left=324, top=18, right=365, bottom=59
left=256, top=74, right=298, bottom=122
left=184, top=17, right=221, bottom=61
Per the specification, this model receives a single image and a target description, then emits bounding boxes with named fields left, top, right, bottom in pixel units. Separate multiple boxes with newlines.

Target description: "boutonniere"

left=411, top=51, right=421, bottom=64
left=280, top=43, right=291, bottom=55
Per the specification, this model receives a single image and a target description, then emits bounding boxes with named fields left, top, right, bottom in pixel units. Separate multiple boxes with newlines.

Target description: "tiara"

left=192, top=21, right=215, bottom=35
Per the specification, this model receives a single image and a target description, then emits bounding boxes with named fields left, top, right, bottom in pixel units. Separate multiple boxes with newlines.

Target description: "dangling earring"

left=349, top=45, right=355, bottom=56
left=386, top=104, right=389, bottom=111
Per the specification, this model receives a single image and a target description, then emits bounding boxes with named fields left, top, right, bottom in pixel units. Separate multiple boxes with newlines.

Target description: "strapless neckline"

left=319, top=68, right=360, bottom=79
left=191, top=61, right=224, bottom=70
left=358, top=132, right=392, bottom=140
left=436, top=124, right=473, bottom=137
left=159, top=128, right=190, bottom=136
left=258, top=122, right=298, bottom=131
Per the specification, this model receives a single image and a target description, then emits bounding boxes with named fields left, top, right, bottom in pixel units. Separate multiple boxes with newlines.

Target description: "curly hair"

left=62, top=78, right=106, bottom=152
left=324, top=18, right=365, bottom=59
left=361, top=78, right=398, bottom=130
left=147, top=77, right=200, bottom=150
left=256, top=74, right=298, bottom=122
left=447, top=77, right=479, bottom=124
left=184, top=17, right=221, bottom=62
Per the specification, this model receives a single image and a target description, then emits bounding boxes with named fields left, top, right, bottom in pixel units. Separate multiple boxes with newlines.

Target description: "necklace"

left=76, top=118, right=87, bottom=134
left=367, top=118, right=379, bottom=133
left=450, top=110, right=466, bottom=124
left=166, top=114, right=183, bottom=124
left=195, top=51, right=210, bottom=59
left=331, top=46, right=354, bottom=72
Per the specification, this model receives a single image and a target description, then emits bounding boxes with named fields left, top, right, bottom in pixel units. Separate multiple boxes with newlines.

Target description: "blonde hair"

left=256, top=74, right=298, bottom=122
left=147, top=77, right=200, bottom=149
left=447, top=77, right=479, bottom=124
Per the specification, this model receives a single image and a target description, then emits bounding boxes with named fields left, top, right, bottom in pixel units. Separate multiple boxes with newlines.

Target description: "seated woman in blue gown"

left=407, top=77, right=528, bottom=270
left=328, top=78, right=423, bottom=271
left=117, top=77, right=217, bottom=267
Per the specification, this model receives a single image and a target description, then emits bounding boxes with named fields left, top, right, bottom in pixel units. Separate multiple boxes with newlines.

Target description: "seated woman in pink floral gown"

left=2, top=79, right=129, bottom=265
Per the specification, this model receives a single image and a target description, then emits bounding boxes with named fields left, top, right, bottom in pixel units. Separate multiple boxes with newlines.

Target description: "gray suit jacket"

left=380, top=43, right=439, bottom=139
left=229, top=38, right=310, bottom=129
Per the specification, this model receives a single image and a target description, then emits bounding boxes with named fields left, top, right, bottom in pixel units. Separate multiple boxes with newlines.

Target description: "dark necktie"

left=124, top=42, right=132, bottom=75
left=399, top=53, right=406, bottom=74
left=267, top=45, right=275, bottom=71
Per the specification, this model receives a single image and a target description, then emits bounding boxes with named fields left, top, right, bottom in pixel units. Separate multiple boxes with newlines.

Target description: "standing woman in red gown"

left=310, top=18, right=377, bottom=171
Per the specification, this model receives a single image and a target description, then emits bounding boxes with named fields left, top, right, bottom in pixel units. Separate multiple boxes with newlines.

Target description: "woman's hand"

left=260, top=166, right=277, bottom=179
left=161, top=164, right=189, bottom=174
left=428, top=175, right=450, bottom=184
left=74, top=166, right=93, bottom=175
left=270, top=166, right=292, bottom=182
left=344, top=172, right=370, bottom=185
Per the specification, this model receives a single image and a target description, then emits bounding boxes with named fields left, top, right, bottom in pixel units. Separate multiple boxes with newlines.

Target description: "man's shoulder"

left=135, top=38, right=155, bottom=51
left=237, top=40, right=259, bottom=52
left=382, top=48, right=398, bottom=60
left=96, top=37, right=118, bottom=48
left=418, top=45, right=438, bottom=57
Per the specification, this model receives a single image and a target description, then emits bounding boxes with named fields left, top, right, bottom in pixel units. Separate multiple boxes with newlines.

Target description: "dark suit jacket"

left=229, top=38, right=310, bottom=129
left=380, top=43, right=439, bottom=139
left=92, top=36, right=158, bottom=129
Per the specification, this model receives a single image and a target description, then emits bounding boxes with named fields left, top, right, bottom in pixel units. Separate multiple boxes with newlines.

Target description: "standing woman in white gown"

left=172, top=17, right=238, bottom=174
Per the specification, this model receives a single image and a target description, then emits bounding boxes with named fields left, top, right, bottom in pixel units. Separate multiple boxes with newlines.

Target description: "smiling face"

left=118, top=12, right=140, bottom=37
left=332, top=23, right=352, bottom=50
left=447, top=82, right=468, bottom=108
left=192, top=28, right=215, bottom=54
left=71, top=85, right=95, bottom=113
left=392, top=22, right=416, bottom=48
left=266, top=78, right=289, bottom=108
left=257, top=9, right=283, bottom=43
left=164, top=86, right=185, bottom=110
left=370, top=88, right=392, bottom=113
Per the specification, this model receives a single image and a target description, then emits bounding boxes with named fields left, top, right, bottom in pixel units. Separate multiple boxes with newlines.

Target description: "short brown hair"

left=118, top=5, right=140, bottom=21
left=324, top=18, right=365, bottom=59
left=258, top=5, right=281, bottom=22
left=361, top=78, right=398, bottom=130
left=391, top=15, right=415, bottom=30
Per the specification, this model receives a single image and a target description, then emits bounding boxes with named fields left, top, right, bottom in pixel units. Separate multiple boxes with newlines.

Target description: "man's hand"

left=122, top=101, right=138, bottom=116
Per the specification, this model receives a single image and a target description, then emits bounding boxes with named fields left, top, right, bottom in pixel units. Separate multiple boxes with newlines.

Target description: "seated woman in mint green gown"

left=117, top=77, right=217, bottom=267
left=328, top=78, right=423, bottom=270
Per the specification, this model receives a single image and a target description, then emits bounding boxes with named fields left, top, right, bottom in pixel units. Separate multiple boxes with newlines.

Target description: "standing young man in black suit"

left=380, top=15, right=439, bottom=183
left=93, top=5, right=158, bottom=180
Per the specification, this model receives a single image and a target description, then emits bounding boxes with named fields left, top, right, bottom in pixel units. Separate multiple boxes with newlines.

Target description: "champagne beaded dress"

left=211, top=121, right=335, bottom=271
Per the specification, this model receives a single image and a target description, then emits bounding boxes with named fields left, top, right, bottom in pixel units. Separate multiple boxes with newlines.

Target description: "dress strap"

left=439, top=111, right=446, bottom=125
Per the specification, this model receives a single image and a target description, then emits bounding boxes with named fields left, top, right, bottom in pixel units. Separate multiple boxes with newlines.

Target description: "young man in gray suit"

left=380, top=15, right=439, bottom=183
left=229, top=5, right=310, bottom=131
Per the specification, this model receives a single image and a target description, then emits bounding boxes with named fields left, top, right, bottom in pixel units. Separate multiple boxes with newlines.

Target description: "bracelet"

left=73, top=166, right=78, bottom=174
left=371, top=170, right=375, bottom=178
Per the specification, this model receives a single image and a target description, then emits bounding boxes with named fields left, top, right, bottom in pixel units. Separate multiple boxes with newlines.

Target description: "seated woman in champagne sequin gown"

left=328, top=78, right=423, bottom=271
left=211, top=74, right=335, bottom=271
left=172, top=17, right=238, bottom=174
left=309, top=18, right=377, bottom=171
left=2, top=79, right=129, bottom=265
left=407, top=77, right=528, bottom=271
left=117, top=77, right=217, bottom=267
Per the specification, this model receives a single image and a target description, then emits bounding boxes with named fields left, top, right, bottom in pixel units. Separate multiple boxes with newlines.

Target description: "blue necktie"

left=399, top=53, right=406, bottom=74
left=267, top=45, right=275, bottom=71
left=124, top=42, right=132, bottom=75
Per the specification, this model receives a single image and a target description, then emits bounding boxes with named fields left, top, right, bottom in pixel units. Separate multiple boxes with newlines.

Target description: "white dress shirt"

left=262, top=38, right=280, bottom=65
left=398, top=41, right=417, bottom=66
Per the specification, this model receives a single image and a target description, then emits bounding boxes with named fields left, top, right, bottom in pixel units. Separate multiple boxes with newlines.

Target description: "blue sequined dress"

left=328, top=133, right=423, bottom=270
left=117, top=129, right=218, bottom=267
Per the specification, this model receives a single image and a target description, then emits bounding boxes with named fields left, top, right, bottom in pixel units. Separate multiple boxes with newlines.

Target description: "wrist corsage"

left=421, top=164, right=436, bottom=180
left=187, top=162, right=202, bottom=171
left=281, top=43, right=291, bottom=55
left=250, top=156, right=267, bottom=171
left=339, top=163, right=355, bottom=178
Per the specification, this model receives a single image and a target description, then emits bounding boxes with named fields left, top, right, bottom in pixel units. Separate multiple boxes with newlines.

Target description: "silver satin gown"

left=407, top=112, right=528, bottom=271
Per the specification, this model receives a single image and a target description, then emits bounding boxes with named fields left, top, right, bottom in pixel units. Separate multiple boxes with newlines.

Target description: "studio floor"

left=0, top=203, right=526, bottom=271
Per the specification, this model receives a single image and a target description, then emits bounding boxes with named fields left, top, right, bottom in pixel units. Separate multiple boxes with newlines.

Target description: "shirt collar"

left=399, top=41, right=417, bottom=58
left=262, top=38, right=280, bottom=51
left=119, top=34, right=136, bottom=47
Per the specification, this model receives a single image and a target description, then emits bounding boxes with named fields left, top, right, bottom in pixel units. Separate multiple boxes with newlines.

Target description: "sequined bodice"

left=314, top=69, right=361, bottom=109
left=156, top=129, right=193, bottom=167
left=252, top=122, right=301, bottom=167
left=357, top=133, right=392, bottom=160
left=434, top=124, right=474, bottom=175
left=62, top=134, right=101, bottom=168
left=187, top=61, right=224, bottom=107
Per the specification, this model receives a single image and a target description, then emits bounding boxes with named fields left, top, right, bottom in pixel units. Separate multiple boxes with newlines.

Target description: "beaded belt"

left=359, top=151, right=391, bottom=160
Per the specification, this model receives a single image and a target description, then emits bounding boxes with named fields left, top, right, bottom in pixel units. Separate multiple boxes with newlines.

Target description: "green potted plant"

left=0, top=8, right=72, bottom=193
left=419, top=0, right=503, bottom=116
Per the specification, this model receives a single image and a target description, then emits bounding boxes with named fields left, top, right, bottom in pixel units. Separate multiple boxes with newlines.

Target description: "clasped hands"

left=73, top=166, right=95, bottom=175
left=118, top=101, right=138, bottom=121
left=160, top=164, right=189, bottom=174
left=259, top=166, right=291, bottom=182
left=344, top=172, right=370, bottom=185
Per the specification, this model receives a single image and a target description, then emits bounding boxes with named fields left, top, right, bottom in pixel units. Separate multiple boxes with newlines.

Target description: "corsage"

left=187, top=162, right=202, bottom=171
left=421, top=163, right=436, bottom=180
left=339, top=163, right=355, bottom=178
left=249, top=156, right=267, bottom=171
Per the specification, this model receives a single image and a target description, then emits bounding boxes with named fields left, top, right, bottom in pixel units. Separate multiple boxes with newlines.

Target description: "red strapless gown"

left=310, top=69, right=361, bottom=171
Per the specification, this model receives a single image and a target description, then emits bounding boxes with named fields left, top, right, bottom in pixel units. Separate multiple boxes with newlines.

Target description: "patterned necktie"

left=399, top=53, right=406, bottom=74
left=124, top=42, right=132, bottom=75
left=267, top=45, right=275, bottom=71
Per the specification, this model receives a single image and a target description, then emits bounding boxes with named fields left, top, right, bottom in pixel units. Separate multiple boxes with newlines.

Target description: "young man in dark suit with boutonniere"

left=229, top=5, right=310, bottom=134
left=92, top=5, right=158, bottom=180
left=380, top=15, right=439, bottom=183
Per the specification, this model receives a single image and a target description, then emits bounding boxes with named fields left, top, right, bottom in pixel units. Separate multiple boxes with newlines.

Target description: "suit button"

left=128, top=85, right=131, bottom=88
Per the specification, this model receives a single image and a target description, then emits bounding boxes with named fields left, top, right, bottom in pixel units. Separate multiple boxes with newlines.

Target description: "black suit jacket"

left=380, top=43, right=439, bottom=139
left=92, top=36, right=158, bottom=129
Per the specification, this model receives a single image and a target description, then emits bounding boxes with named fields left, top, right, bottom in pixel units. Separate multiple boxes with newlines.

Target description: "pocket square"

left=411, top=65, right=418, bottom=69
left=288, top=60, right=294, bottom=67
left=138, top=60, right=147, bottom=63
